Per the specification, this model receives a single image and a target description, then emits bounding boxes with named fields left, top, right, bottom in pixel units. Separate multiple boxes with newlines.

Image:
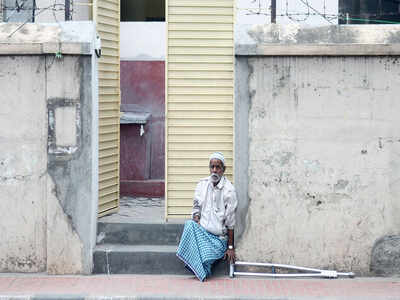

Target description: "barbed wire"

left=6, top=1, right=67, bottom=37
left=3, top=0, right=400, bottom=29
left=237, top=0, right=338, bottom=24
left=236, top=0, right=400, bottom=24
left=2, top=0, right=73, bottom=22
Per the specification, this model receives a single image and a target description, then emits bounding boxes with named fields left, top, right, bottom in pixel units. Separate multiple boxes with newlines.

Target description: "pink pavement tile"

left=6, top=277, right=47, bottom=294
left=0, top=277, right=16, bottom=291
left=74, top=276, right=113, bottom=294
left=1, top=275, right=400, bottom=298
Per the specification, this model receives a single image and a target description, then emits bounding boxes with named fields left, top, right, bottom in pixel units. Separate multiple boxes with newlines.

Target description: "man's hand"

left=193, top=215, right=200, bottom=223
left=224, top=249, right=235, bottom=263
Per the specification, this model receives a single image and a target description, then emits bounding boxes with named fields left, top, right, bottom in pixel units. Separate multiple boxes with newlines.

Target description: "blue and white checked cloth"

left=176, top=220, right=227, bottom=281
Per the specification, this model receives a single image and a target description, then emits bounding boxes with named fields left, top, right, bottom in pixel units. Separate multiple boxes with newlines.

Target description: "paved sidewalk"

left=0, top=274, right=399, bottom=300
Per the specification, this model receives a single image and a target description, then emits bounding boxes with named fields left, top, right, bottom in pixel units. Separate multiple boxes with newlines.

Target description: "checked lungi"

left=176, top=220, right=227, bottom=281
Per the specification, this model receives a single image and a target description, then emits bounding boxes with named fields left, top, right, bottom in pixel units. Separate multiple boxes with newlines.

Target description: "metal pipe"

left=271, top=0, right=276, bottom=23
left=32, top=0, right=36, bottom=22
left=230, top=262, right=355, bottom=279
left=65, top=0, right=70, bottom=21
left=235, top=261, right=323, bottom=273
left=234, top=272, right=334, bottom=278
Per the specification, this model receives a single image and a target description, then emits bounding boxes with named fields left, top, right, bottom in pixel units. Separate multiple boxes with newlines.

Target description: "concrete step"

left=93, top=244, right=229, bottom=276
left=97, top=222, right=185, bottom=246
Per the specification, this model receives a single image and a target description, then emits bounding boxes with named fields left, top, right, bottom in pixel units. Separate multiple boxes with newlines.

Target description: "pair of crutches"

left=229, top=261, right=355, bottom=278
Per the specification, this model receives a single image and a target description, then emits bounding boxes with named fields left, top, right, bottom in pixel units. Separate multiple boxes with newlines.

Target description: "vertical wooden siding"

left=95, top=0, right=120, bottom=217
left=166, top=0, right=235, bottom=218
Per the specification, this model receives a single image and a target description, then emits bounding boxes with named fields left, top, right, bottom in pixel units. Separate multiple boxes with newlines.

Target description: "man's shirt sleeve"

left=224, top=187, right=238, bottom=229
left=192, top=181, right=202, bottom=218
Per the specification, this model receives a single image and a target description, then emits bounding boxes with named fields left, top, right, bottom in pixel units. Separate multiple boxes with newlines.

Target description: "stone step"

left=97, top=222, right=185, bottom=246
left=92, top=244, right=229, bottom=276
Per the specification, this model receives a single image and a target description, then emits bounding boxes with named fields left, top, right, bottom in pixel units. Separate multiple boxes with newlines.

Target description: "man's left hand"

left=224, top=249, right=235, bottom=263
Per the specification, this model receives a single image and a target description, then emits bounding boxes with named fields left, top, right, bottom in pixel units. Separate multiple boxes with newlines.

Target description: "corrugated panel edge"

left=165, top=0, right=170, bottom=220
left=95, top=0, right=121, bottom=217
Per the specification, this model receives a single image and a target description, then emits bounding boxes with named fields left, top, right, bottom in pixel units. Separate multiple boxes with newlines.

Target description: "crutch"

left=230, top=261, right=355, bottom=278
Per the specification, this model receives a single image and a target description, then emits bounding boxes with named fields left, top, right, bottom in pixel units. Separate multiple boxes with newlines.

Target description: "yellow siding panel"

left=169, top=39, right=233, bottom=48
left=168, top=55, right=233, bottom=64
left=168, top=103, right=233, bottom=112
left=168, top=135, right=233, bottom=143
left=168, top=110, right=232, bottom=119
left=95, top=0, right=120, bottom=217
left=169, top=0, right=233, bottom=7
left=169, top=6, right=233, bottom=15
left=168, top=63, right=233, bottom=71
left=169, top=47, right=233, bottom=56
left=169, top=14, right=233, bottom=23
left=169, top=31, right=233, bottom=39
left=168, top=86, right=233, bottom=95
left=166, top=0, right=234, bottom=219
left=168, top=206, right=196, bottom=215
left=168, top=126, right=233, bottom=135
left=169, top=23, right=233, bottom=31
left=167, top=118, right=232, bottom=127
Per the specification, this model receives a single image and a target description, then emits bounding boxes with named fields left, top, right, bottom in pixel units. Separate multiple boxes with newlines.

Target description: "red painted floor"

left=0, top=274, right=399, bottom=299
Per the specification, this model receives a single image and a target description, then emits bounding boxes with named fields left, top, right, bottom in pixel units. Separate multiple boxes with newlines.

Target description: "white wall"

left=120, top=22, right=166, bottom=61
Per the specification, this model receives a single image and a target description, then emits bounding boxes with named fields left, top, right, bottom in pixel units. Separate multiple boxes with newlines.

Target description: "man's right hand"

left=193, top=215, right=200, bottom=223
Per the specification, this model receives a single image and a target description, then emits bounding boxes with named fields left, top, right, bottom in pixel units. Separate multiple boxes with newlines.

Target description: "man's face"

left=209, top=159, right=224, bottom=177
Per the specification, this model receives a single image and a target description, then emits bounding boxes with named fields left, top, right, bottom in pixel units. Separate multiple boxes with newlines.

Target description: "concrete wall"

left=0, top=22, right=98, bottom=274
left=234, top=25, right=400, bottom=275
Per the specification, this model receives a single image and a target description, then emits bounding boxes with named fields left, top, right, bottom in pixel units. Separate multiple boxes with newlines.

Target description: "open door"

left=94, top=0, right=121, bottom=217
left=165, top=0, right=235, bottom=219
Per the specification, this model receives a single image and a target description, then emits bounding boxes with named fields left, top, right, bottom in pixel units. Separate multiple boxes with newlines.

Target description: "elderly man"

left=176, top=152, right=238, bottom=281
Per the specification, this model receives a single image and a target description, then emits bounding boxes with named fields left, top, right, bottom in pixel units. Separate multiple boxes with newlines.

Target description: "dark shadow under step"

left=97, top=222, right=185, bottom=246
left=93, top=244, right=229, bottom=276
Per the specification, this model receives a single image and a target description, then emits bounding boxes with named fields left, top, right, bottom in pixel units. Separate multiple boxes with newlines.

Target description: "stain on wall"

left=0, top=56, right=47, bottom=272
left=0, top=54, right=97, bottom=274
left=237, top=55, right=400, bottom=275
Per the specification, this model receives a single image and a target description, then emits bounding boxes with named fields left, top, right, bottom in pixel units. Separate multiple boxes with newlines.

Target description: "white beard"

left=210, top=173, right=221, bottom=183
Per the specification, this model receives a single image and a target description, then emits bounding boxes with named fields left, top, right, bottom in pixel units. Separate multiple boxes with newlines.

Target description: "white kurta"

left=192, top=176, right=238, bottom=236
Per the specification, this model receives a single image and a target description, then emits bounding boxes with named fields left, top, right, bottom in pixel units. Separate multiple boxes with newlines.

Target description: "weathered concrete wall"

left=0, top=55, right=47, bottom=272
left=0, top=22, right=98, bottom=274
left=235, top=25, right=400, bottom=275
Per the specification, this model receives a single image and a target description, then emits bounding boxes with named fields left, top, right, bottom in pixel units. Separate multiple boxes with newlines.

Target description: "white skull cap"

left=209, top=152, right=225, bottom=166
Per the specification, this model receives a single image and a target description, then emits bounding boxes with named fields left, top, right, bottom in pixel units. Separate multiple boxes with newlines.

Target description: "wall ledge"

left=0, top=42, right=92, bottom=55
left=235, top=24, right=400, bottom=56
left=236, top=43, right=400, bottom=56
left=0, top=22, right=95, bottom=56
